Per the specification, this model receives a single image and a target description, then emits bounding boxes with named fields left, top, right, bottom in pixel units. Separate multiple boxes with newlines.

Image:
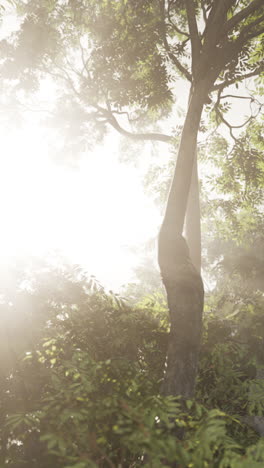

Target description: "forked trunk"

left=158, top=84, right=206, bottom=398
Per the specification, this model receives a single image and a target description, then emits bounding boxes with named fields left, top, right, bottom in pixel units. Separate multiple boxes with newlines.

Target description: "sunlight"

left=0, top=5, right=163, bottom=290
left=0, top=126, right=160, bottom=288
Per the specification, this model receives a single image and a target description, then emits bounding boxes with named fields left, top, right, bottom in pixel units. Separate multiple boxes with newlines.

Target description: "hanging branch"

left=213, top=88, right=263, bottom=141
left=103, top=101, right=173, bottom=143
left=107, top=115, right=172, bottom=143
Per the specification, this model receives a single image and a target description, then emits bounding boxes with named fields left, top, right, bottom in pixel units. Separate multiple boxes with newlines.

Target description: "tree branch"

left=42, top=56, right=174, bottom=145
left=185, top=0, right=201, bottom=73
left=167, top=0, right=190, bottom=37
left=239, top=24, right=264, bottom=43
left=212, top=63, right=264, bottom=91
left=203, top=0, right=235, bottom=46
left=213, top=87, right=263, bottom=140
left=111, top=108, right=150, bottom=124
left=238, top=13, right=264, bottom=39
left=165, top=48, right=192, bottom=81
left=42, top=66, right=81, bottom=100
left=79, top=39, right=92, bottom=81
left=208, top=20, right=264, bottom=90
left=213, top=10, right=264, bottom=77
left=196, top=1, right=236, bottom=82
left=107, top=112, right=173, bottom=143
left=220, top=93, right=262, bottom=103
left=96, top=100, right=172, bottom=143
left=201, top=0, right=208, bottom=25
left=222, top=0, right=264, bottom=35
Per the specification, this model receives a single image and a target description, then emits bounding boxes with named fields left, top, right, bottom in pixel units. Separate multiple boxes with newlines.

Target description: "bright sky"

left=0, top=121, right=162, bottom=289
left=0, top=5, right=165, bottom=290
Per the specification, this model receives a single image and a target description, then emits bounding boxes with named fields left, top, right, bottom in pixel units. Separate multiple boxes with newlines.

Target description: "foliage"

left=0, top=0, right=174, bottom=156
left=200, top=114, right=264, bottom=295
left=1, top=261, right=264, bottom=467
left=1, top=0, right=263, bottom=155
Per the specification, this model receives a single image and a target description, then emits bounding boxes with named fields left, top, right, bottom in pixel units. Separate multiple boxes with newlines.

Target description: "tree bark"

left=184, top=156, right=201, bottom=273
left=158, top=83, right=207, bottom=398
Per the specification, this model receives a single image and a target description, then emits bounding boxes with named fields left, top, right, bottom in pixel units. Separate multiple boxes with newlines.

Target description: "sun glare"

left=0, top=125, right=160, bottom=288
left=0, top=7, right=164, bottom=289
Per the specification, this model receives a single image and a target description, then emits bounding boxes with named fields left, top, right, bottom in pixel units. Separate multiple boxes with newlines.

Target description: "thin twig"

left=79, top=38, right=92, bottom=81
left=220, top=94, right=257, bottom=101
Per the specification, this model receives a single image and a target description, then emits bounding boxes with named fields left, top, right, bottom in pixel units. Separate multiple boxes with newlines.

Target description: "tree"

left=1, top=0, right=264, bottom=400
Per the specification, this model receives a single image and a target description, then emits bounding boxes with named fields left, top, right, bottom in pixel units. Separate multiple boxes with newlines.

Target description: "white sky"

left=0, top=122, right=162, bottom=289
left=0, top=5, right=164, bottom=290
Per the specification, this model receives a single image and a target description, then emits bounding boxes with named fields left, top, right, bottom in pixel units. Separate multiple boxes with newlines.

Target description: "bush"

left=1, top=262, right=264, bottom=467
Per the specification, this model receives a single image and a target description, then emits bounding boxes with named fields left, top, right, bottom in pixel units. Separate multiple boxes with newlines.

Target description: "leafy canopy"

left=1, top=0, right=263, bottom=150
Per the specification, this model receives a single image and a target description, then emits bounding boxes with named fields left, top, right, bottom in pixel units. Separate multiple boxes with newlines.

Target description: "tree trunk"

left=184, top=156, right=201, bottom=273
left=158, top=84, right=206, bottom=398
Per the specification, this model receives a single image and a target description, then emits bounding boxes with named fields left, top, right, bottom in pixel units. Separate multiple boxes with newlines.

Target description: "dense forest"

left=0, top=0, right=263, bottom=466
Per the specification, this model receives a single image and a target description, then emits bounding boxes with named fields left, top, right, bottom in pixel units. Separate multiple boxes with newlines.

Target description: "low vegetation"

left=1, top=261, right=264, bottom=467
